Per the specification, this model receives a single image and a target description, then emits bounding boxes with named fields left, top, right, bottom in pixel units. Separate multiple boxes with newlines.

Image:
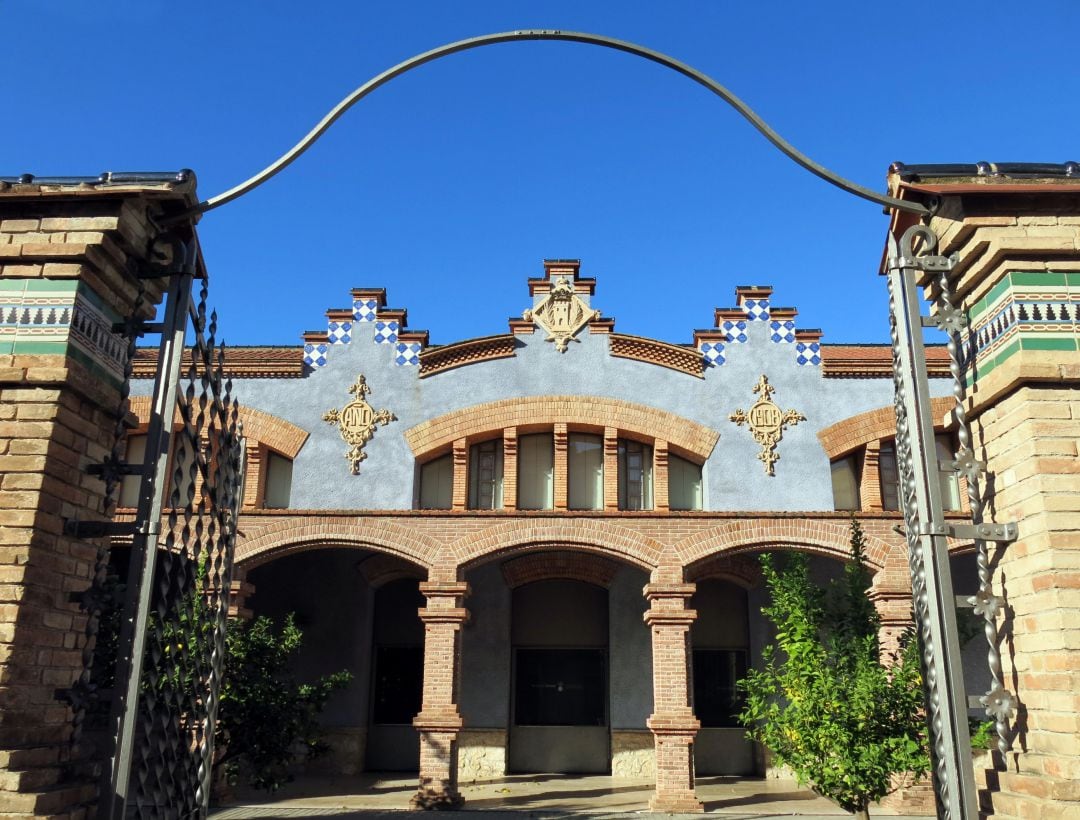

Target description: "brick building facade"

left=0, top=166, right=1077, bottom=817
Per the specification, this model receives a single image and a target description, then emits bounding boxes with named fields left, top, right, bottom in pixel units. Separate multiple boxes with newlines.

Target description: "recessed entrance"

left=508, top=579, right=609, bottom=773
left=366, top=578, right=424, bottom=771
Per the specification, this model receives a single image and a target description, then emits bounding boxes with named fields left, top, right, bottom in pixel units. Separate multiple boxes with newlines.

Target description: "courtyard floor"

left=209, top=773, right=931, bottom=818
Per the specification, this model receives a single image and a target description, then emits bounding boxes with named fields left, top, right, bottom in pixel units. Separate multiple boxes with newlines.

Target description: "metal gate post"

left=102, top=256, right=197, bottom=820
left=886, top=225, right=978, bottom=820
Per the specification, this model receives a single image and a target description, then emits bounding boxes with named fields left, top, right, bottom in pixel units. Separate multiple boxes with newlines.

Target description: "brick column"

left=0, top=178, right=193, bottom=817
left=451, top=437, right=467, bottom=511
left=653, top=440, right=670, bottom=511
left=241, top=442, right=265, bottom=510
left=553, top=423, right=568, bottom=510
left=887, top=168, right=1080, bottom=819
left=603, top=426, right=619, bottom=510
left=412, top=581, right=468, bottom=809
left=501, top=428, right=517, bottom=510
left=643, top=581, right=702, bottom=812
left=859, top=441, right=883, bottom=511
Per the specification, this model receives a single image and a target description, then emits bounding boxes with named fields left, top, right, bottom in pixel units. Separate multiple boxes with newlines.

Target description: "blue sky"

left=3, top=1, right=1078, bottom=346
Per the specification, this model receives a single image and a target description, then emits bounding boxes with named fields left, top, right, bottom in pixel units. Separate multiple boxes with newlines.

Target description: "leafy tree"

left=215, top=613, right=351, bottom=793
left=738, top=520, right=930, bottom=819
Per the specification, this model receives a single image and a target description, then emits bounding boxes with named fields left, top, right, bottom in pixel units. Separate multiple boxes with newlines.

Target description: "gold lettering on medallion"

left=729, top=374, right=805, bottom=476
left=323, top=374, right=396, bottom=475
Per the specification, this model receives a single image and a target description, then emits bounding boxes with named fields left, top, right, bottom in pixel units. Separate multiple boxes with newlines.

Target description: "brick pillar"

left=643, top=580, right=702, bottom=813
left=241, top=441, right=265, bottom=510
left=887, top=167, right=1080, bottom=819
left=553, top=423, right=568, bottom=510
left=451, top=437, right=467, bottom=511
left=502, top=428, right=517, bottom=510
left=653, top=440, right=670, bottom=511
left=860, top=441, right=883, bottom=510
left=603, top=426, right=619, bottom=510
left=0, top=177, right=194, bottom=817
left=412, top=581, right=468, bottom=809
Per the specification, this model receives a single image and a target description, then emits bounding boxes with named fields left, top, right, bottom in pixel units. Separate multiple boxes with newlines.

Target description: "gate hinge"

left=64, top=520, right=137, bottom=539
left=887, top=252, right=957, bottom=274
left=917, top=521, right=1018, bottom=542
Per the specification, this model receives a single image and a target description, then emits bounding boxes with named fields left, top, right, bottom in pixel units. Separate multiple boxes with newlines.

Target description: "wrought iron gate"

left=69, top=233, right=245, bottom=819
left=886, top=224, right=1017, bottom=820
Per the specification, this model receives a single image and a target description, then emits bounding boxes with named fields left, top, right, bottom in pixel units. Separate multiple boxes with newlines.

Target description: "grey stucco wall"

left=132, top=316, right=954, bottom=511
left=608, top=565, right=651, bottom=729
left=459, top=562, right=511, bottom=728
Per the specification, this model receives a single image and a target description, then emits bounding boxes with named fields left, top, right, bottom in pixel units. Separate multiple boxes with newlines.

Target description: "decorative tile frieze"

left=795, top=342, right=821, bottom=366
left=742, top=298, right=770, bottom=321
left=769, top=319, right=796, bottom=343
left=353, top=298, right=380, bottom=322
left=303, top=342, right=329, bottom=369
left=699, top=341, right=726, bottom=366
left=374, top=320, right=399, bottom=345
left=721, top=320, right=747, bottom=343
left=328, top=320, right=352, bottom=345
left=395, top=341, right=422, bottom=366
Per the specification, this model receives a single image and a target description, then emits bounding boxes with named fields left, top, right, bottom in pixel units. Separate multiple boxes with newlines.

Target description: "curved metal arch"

left=190, top=29, right=927, bottom=217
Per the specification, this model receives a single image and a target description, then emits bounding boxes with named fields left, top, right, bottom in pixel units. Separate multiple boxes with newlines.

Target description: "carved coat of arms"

left=323, top=374, right=396, bottom=474
left=729, top=374, right=805, bottom=476
left=523, top=276, right=599, bottom=352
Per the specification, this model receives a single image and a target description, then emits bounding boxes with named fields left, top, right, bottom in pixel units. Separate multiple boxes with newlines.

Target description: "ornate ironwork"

left=886, top=225, right=978, bottom=820
left=932, top=264, right=1015, bottom=756
left=69, top=237, right=248, bottom=820
left=729, top=374, right=804, bottom=475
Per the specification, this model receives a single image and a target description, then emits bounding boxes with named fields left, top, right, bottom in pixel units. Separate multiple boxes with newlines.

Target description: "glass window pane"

left=419, top=454, right=453, bottom=509
left=936, top=434, right=962, bottom=511
left=618, top=439, right=653, bottom=510
left=514, top=648, right=606, bottom=726
left=469, top=438, right=503, bottom=510
left=518, top=434, right=553, bottom=510
left=669, top=454, right=703, bottom=511
left=693, top=649, right=748, bottom=727
left=263, top=451, right=293, bottom=509
left=119, top=434, right=146, bottom=508
left=831, top=455, right=860, bottom=511
left=568, top=433, right=603, bottom=510
left=879, top=443, right=900, bottom=511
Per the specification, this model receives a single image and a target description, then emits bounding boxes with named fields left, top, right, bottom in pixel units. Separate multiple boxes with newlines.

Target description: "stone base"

left=321, top=727, right=367, bottom=776
left=457, top=729, right=506, bottom=782
left=411, top=787, right=465, bottom=810
left=649, top=792, right=704, bottom=813
left=611, top=730, right=655, bottom=779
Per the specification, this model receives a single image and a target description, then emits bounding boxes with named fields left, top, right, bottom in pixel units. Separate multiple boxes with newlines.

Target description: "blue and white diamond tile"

left=328, top=321, right=352, bottom=345
left=353, top=299, right=379, bottom=322
left=699, top=341, right=726, bottom=367
left=743, top=299, right=770, bottom=321
left=795, top=342, right=821, bottom=366
left=770, top=320, right=796, bottom=343
left=721, top=320, right=748, bottom=344
left=303, top=342, right=329, bottom=369
left=395, top=341, right=422, bottom=366
left=373, top=320, right=399, bottom=345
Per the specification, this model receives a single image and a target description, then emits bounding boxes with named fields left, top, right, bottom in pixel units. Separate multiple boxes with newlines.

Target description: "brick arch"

left=126, top=396, right=309, bottom=457
left=686, top=553, right=761, bottom=587
left=500, top=551, right=619, bottom=589
left=404, top=395, right=719, bottom=460
left=235, top=518, right=438, bottom=571
left=817, top=397, right=953, bottom=460
left=446, top=518, right=664, bottom=573
left=675, top=519, right=890, bottom=571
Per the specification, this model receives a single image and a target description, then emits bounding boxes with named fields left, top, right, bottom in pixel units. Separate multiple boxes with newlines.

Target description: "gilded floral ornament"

left=523, top=276, right=599, bottom=353
left=323, top=374, right=396, bottom=475
left=729, top=374, right=805, bottom=476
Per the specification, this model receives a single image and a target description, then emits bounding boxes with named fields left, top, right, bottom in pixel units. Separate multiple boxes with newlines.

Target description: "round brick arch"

left=675, top=519, right=891, bottom=572
left=446, top=518, right=664, bottom=573
left=235, top=518, right=438, bottom=571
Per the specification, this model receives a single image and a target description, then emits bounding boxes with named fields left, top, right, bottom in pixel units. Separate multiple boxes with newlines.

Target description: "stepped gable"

left=693, top=285, right=823, bottom=368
